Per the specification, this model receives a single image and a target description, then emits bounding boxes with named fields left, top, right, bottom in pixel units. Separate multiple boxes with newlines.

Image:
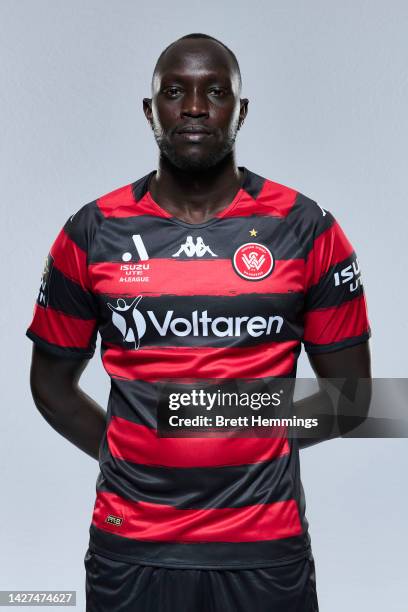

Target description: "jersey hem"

left=87, top=541, right=313, bottom=570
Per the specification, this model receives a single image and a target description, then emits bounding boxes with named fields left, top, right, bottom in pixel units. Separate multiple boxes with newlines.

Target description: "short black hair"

left=151, top=33, right=242, bottom=92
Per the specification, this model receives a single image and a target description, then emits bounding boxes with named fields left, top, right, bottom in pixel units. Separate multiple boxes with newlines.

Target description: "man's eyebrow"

left=159, top=70, right=232, bottom=82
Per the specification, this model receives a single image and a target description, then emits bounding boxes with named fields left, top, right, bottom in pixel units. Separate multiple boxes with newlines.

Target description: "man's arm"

left=294, top=341, right=372, bottom=449
left=29, top=345, right=107, bottom=461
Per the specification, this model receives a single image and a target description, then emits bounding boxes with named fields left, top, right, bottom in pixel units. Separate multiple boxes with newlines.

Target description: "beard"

left=151, top=123, right=239, bottom=171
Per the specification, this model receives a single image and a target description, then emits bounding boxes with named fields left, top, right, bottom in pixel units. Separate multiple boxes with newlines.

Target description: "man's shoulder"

left=249, top=169, right=336, bottom=251
left=253, top=170, right=326, bottom=220
left=90, top=172, right=152, bottom=219
left=62, top=181, right=132, bottom=248
left=69, top=172, right=150, bottom=222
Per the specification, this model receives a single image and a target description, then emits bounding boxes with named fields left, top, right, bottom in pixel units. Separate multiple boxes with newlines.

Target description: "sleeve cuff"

left=26, top=329, right=95, bottom=360
left=303, top=329, right=371, bottom=355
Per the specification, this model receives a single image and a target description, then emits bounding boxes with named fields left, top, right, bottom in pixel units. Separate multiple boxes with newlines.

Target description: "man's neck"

left=148, top=153, right=244, bottom=224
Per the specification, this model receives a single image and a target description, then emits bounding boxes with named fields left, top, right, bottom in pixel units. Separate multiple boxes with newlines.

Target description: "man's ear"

left=238, top=98, right=249, bottom=130
left=143, top=98, right=153, bottom=126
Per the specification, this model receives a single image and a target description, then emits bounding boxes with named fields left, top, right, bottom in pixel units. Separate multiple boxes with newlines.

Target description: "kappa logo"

left=107, top=296, right=284, bottom=350
left=233, top=243, right=274, bottom=281
left=172, top=236, right=217, bottom=258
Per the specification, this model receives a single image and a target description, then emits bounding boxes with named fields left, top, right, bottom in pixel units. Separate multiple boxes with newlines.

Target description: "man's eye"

left=209, top=88, right=226, bottom=96
left=164, top=87, right=181, bottom=97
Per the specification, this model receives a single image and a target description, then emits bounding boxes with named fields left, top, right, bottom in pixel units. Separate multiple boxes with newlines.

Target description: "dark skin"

left=29, top=38, right=372, bottom=459
left=143, top=38, right=248, bottom=223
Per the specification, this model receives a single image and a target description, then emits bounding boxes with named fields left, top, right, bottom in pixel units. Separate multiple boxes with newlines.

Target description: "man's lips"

left=175, top=125, right=213, bottom=134
left=174, top=125, right=214, bottom=143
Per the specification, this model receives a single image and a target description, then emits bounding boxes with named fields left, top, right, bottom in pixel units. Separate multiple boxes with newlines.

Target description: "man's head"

left=143, top=34, right=248, bottom=171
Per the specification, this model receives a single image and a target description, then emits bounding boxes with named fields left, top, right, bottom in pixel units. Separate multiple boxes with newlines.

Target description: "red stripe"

left=50, top=229, right=90, bottom=290
left=27, top=303, right=97, bottom=348
left=222, top=179, right=298, bottom=218
left=89, top=258, right=304, bottom=296
left=97, top=187, right=171, bottom=219
left=92, top=491, right=303, bottom=542
left=305, top=222, right=353, bottom=288
left=91, top=178, right=298, bottom=220
left=102, top=342, right=297, bottom=381
left=97, top=184, right=137, bottom=218
left=304, top=294, right=370, bottom=345
left=144, top=189, right=246, bottom=220
left=107, top=417, right=289, bottom=467
left=214, top=189, right=252, bottom=217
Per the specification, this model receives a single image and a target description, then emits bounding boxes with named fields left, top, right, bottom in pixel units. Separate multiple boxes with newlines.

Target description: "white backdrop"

left=1, top=1, right=407, bottom=610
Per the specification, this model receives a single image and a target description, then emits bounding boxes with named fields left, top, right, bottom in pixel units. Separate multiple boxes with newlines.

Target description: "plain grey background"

left=1, top=0, right=407, bottom=610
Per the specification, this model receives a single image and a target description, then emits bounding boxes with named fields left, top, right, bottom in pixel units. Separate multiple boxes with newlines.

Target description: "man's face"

left=144, top=39, right=248, bottom=171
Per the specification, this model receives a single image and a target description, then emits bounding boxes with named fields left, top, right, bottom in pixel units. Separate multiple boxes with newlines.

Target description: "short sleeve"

left=302, top=206, right=371, bottom=354
left=26, top=203, right=101, bottom=359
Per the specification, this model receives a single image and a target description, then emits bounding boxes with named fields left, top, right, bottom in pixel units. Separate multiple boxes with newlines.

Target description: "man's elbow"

left=338, top=376, right=373, bottom=434
left=29, top=358, right=68, bottom=417
left=30, top=371, right=54, bottom=417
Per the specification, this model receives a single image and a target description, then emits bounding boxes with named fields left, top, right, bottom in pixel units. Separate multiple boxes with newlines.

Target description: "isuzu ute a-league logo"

left=107, top=296, right=284, bottom=350
left=232, top=243, right=274, bottom=281
left=172, top=236, right=218, bottom=257
left=119, top=234, right=150, bottom=284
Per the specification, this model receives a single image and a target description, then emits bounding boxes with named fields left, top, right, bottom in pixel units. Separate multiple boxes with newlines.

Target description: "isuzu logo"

left=333, top=259, right=362, bottom=292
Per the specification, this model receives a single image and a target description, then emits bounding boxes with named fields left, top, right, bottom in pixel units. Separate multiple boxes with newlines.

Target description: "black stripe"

left=107, top=379, right=158, bottom=426
left=285, top=192, right=335, bottom=258
left=88, top=214, right=303, bottom=263
left=303, top=331, right=371, bottom=354
left=131, top=172, right=153, bottom=203
left=88, top=525, right=311, bottom=569
left=96, top=451, right=296, bottom=510
left=63, top=200, right=105, bottom=253
left=46, top=265, right=99, bottom=319
left=103, top=377, right=298, bottom=428
left=305, top=253, right=365, bottom=310
left=241, top=167, right=266, bottom=200
left=97, top=293, right=304, bottom=348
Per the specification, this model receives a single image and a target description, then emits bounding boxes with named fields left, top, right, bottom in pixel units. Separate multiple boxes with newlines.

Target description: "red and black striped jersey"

left=26, top=167, right=371, bottom=568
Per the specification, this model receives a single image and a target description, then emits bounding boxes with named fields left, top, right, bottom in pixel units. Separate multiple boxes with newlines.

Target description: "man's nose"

left=181, top=90, right=209, bottom=118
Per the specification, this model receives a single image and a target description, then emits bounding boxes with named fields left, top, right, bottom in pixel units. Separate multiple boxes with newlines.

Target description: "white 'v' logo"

left=242, top=252, right=265, bottom=270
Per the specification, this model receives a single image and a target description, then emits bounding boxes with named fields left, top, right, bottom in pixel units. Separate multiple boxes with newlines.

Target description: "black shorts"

left=84, top=548, right=319, bottom=612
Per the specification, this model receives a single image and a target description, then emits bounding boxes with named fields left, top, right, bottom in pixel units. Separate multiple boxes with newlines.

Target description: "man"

left=26, top=33, right=371, bottom=611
